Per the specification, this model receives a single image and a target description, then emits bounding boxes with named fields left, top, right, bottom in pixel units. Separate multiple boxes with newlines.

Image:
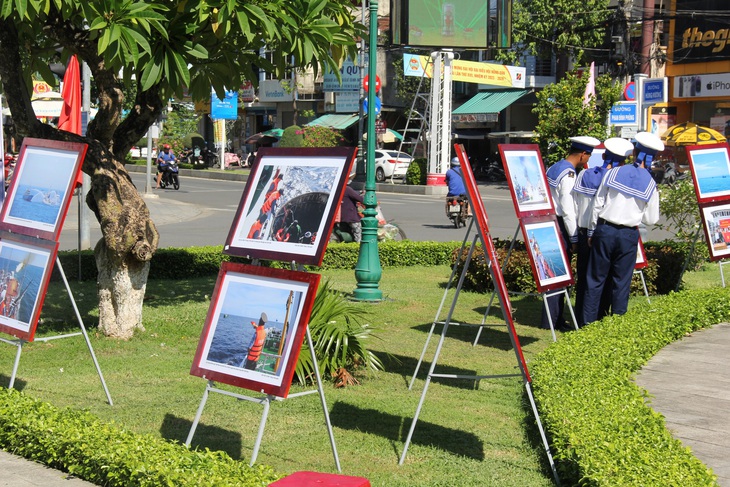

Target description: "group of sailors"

left=542, top=131, right=664, bottom=330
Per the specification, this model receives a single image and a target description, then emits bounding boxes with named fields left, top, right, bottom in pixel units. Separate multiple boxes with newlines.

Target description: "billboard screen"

left=392, top=0, right=490, bottom=49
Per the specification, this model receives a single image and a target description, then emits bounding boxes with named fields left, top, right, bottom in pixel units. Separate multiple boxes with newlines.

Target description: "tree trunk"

left=95, top=239, right=150, bottom=339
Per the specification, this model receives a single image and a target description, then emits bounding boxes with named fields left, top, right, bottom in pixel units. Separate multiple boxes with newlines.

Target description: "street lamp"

left=353, top=0, right=382, bottom=301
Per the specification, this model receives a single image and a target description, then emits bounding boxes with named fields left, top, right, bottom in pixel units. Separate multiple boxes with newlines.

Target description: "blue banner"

left=211, top=89, right=238, bottom=120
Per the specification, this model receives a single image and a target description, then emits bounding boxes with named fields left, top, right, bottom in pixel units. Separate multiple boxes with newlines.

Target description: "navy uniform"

left=572, top=138, right=635, bottom=326
left=541, top=136, right=600, bottom=330
left=582, top=132, right=663, bottom=325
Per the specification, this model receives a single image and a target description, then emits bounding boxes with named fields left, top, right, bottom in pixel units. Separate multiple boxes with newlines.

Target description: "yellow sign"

left=404, top=54, right=516, bottom=87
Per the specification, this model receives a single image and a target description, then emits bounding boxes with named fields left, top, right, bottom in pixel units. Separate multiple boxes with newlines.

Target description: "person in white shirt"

left=541, top=136, right=600, bottom=330
left=572, top=137, right=634, bottom=326
left=582, top=132, right=663, bottom=325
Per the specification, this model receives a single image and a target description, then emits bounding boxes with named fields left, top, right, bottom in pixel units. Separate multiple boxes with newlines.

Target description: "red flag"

left=58, top=55, right=83, bottom=185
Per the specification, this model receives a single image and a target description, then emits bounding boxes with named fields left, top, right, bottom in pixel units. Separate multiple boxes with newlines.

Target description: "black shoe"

left=556, top=323, right=576, bottom=332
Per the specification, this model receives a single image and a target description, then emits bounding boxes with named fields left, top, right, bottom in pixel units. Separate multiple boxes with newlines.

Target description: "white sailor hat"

left=603, top=137, right=634, bottom=164
left=634, top=132, right=664, bottom=155
left=569, top=136, right=601, bottom=154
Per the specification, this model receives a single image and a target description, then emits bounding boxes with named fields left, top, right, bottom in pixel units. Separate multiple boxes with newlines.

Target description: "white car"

left=370, top=150, right=413, bottom=182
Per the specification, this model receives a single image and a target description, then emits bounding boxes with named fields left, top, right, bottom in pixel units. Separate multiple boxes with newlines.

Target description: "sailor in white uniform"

left=582, top=132, right=663, bottom=325
left=572, top=137, right=634, bottom=326
left=542, top=135, right=600, bottom=330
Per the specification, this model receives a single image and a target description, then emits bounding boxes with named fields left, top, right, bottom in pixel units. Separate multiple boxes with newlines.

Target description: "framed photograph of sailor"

left=190, top=262, right=321, bottom=398
left=699, top=201, right=730, bottom=261
left=520, top=216, right=573, bottom=293
left=0, top=138, right=87, bottom=242
left=635, top=237, right=648, bottom=270
left=0, top=232, right=58, bottom=342
left=686, top=143, right=730, bottom=204
left=499, top=144, right=554, bottom=218
left=224, top=147, right=356, bottom=266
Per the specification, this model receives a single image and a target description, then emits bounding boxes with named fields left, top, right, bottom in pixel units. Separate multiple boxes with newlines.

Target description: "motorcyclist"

left=444, top=157, right=470, bottom=218
left=156, top=144, right=176, bottom=189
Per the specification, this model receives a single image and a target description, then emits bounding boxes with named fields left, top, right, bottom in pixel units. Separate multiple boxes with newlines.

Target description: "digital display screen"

left=399, top=0, right=489, bottom=49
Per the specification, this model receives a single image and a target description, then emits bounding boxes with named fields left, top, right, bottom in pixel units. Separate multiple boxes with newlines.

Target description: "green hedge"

left=530, top=288, right=730, bottom=485
left=0, top=388, right=278, bottom=486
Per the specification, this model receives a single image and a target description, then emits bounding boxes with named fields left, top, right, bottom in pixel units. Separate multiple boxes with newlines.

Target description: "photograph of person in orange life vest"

left=244, top=312, right=268, bottom=370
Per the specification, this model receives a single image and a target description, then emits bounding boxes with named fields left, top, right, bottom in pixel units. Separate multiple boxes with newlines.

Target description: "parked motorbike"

left=158, top=160, right=180, bottom=190
left=473, top=157, right=506, bottom=182
left=202, top=147, right=219, bottom=168
left=445, top=194, right=470, bottom=228
left=650, top=161, right=689, bottom=185
left=182, top=147, right=206, bottom=168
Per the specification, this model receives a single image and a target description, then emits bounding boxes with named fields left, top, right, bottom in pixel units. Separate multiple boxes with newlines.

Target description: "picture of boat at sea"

left=207, top=313, right=285, bottom=375
left=692, top=149, right=730, bottom=198
left=8, top=184, right=65, bottom=226
left=0, top=241, right=49, bottom=330
left=526, top=224, right=569, bottom=285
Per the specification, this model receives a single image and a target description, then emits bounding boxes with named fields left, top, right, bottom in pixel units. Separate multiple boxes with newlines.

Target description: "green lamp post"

left=353, top=0, right=383, bottom=301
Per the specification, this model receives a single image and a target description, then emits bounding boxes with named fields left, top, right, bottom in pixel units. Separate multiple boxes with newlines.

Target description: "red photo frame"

left=223, top=147, right=356, bottom=266
left=699, top=201, right=730, bottom=262
left=685, top=143, right=730, bottom=205
left=520, top=215, right=574, bottom=293
left=635, top=237, right=648, bottom=270
left=190, top=262, right=321, bottom=398
left=0, top=231, right=59, bottom=341
left=0, top=138, right=87, bottom=241
left=499, top=144, right=554, bottom=218
left=454, top=144, right=531, bottom=381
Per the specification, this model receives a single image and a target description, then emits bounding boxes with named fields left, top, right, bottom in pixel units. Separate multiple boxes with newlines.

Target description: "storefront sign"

left=323, top=59, right=361, bottom=92
left=672, top=0, right=730, bottom=64
left=241, top=81, right=255, bottom=103
left=258, top=80, right=294, bottom=102
left=674, top=72, right=730, bottom=98
left=335, top=92, right=360, bottom=113
left=452, top=113, right=497, bottom=123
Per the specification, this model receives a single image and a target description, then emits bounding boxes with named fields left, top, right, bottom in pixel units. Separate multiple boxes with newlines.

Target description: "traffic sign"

left=624, top=82, right=636, bottom=101
left=363, top=75, right=381, bottom=93
left=363, top=96, right=382, bottom=115
left=610, top=102, right=638, bottom=126
left=642, top=78, right=666, bottom=106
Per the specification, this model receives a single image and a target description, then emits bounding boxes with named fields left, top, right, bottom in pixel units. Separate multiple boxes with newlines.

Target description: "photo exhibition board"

left=223, top=147, right=356, bottom=266
left=0, top=231, right=59, bottom=341
left=190, top=262, right=321, bottom=398
left=635, top=237, right=648, bottom=270
left=498, top=144, right=555, bottom=218
left=454, top=144, right=531, bottom=382
left=0, top=138, right=87, bottom=242
left=699, top=201, right=730, bottom=261
left=685, top=143, right=730, bottom=205
left=520, top=215, right=574, bottom=293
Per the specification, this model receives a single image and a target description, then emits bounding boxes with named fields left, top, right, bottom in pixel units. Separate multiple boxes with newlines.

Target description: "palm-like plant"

left=295, top=280, right=384, bottom=387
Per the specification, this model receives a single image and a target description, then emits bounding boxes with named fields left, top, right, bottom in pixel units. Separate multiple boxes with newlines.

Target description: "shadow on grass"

left=521, top=388, right=567, bottom=484
left=409, top=321, right=539, bottom=350
left=382, top=352, right=520, bottom=390
left=0, top=374, right=26, bottom=391
left=160, top=413, right=244, bottom=461
left=330, top=402, right=485, bottom=461
left=142, top=277, right=217, bottom=308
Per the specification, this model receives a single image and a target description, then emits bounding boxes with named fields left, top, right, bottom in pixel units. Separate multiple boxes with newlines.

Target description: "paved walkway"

left=635, top=322, right=730, bottom=486
left=0, top=450, right=94, bottom=486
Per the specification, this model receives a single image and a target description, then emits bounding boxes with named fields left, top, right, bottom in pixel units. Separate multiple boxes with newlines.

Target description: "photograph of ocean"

left=207, top=313, right=284, bottom=370
left=693, top=150, right=730, bottom=196
left=8, top=184, right=64, bottom=225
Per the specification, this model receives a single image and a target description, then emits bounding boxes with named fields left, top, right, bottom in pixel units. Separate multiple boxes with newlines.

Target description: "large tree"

left=0, top=0, right=360, bottom=338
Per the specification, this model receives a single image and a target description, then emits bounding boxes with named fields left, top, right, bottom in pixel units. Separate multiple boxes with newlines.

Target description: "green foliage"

left=531, top=287, right=730, bottom=485
left=0, top=388, right=279, bottom=486
left=498, top=0, right=610, bottom=66
left=391, top=56, right=431, bottom=106
left=533, top=70, right=622, bottom=165
left=300, top=125, right=344, bottom=147
left=162, top=106, right=200, bottom=143
left=295, top=280, right=384, bottom=386
left=277, top=125, right=304, bottom=148
left=405, top=157, right=427, bottom=185
left=656, top=179, right=708, bottom=268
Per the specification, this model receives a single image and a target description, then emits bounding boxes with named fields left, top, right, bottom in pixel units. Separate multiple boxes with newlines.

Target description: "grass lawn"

left=2, top=262, right=716, bottom=486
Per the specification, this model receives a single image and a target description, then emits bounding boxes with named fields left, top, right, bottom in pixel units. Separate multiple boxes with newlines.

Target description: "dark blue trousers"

left=576, top=229, right=612, bottom=327
left=582, top=222, right=639, bottom=325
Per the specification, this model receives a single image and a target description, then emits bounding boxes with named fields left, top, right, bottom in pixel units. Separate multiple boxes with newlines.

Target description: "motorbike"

left=329, top=204, right=406, bottom=243
left=182, top=147, right=206, bottom=168
left=446, top=194, right=470, bottom=228
left=158, top=160, right=180, bottom=190
left=202, top=147, right=219, bottom=168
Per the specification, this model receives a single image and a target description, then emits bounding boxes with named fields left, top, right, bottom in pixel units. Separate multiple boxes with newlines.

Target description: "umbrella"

left=244, top=132, right=279, bottom=145
left=363, top=129, right=404, bottom=144
left=661, top=122, right=727, bottom=146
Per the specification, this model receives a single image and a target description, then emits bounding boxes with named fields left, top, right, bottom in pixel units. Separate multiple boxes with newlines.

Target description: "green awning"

left=452, top=89, right=532, bottom=115
left=307, top=113, right=359, bottom=130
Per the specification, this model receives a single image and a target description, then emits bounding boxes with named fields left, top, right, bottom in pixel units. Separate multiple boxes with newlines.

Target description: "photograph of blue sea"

left=526, top=225, right=568, bottom=279
left=9, top=184, right=64, bottom=225
left=692, top=150, right=730, bottom=196
left=0, top=244, right=48, bottom=326
left=207, top=313, right=284, bottom=373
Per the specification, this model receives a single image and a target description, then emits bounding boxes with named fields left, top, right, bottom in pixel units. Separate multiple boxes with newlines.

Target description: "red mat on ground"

left=269, top=471, right=370, bottom=486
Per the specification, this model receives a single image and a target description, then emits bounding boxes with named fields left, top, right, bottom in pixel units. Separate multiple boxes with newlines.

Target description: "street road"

left=59, top=172, right=673, bottom=251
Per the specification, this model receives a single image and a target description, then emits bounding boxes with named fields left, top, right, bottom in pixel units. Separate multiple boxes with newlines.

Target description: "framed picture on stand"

left=699, top=201, right=730, bottom=261
left=686, top=143, right=730, bottom=204
left=190, top=262, right=321, bottom=398
left=635, top=237, right=648, bottom=270
left=0, top=231, right=59, bottom=341
left=499, top=144, right=554, bottom=218
left=224, top=147, right=356, bottom=266
left=520, top=216, right=574, bottom=293
left=0, top=138, right=87, bottom=241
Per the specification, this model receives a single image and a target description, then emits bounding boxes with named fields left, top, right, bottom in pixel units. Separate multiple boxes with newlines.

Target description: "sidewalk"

left=0, top=450, right=95, bottom=486
left=635, top=322, right=730, bottom=486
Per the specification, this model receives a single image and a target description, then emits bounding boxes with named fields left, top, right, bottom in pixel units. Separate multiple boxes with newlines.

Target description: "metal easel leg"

left=524, top=381, right=561, bottom=486
left=56, top=257, right=113, bottom=405
left=563, top=288, right=579, bottom=330
left=186, top=380, right=213, bottom=447
left=306, top=325, right=341, bottom=472
left=250, top=395, right=273, bottom=466
left=634, top=270, right=651, bottom=303
left=8, top=339, right=24, bottom=389
left=720, top=260, right=728, bottom=288
left=542, top=294, right=557, bottom=342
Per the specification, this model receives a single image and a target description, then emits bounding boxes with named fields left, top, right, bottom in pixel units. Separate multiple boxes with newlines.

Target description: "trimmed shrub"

left=277, top=125, right=303, bottom=147
left=531, top=288, right=730, bottom=485
left=405, top=158, right=427, bottom=185
left=0, top=388, right=279, bottom=486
